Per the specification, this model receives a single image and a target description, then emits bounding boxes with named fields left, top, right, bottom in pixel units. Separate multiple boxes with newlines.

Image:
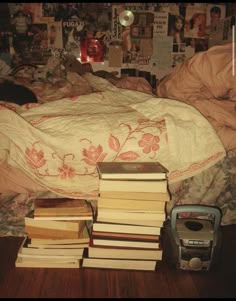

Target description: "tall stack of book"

left=15, top=198, right=94, bottom=268
left=82, top=161, right=170, bottom=271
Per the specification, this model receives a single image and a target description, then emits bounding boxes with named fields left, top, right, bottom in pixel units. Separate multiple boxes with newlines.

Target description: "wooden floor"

left=0, top=225, right=236, bottom=298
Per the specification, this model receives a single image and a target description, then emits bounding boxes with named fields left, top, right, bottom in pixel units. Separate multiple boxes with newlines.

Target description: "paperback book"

left=82, top=257, right=157, bottom=271
left=99, top=179, right=168, bottom=193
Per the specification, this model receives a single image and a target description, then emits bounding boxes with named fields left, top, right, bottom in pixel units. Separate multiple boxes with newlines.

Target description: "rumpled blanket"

left=157, top=43, right=236, bottom=151
left=0, top=74, right=225, bottom=198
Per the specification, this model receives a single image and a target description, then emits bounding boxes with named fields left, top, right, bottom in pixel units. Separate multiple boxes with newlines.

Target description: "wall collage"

left=0, top=2, right=233, bottom=83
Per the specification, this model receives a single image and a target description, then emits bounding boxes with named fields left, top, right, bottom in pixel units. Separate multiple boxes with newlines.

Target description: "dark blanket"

left=0, top=80, right=38, bottom=105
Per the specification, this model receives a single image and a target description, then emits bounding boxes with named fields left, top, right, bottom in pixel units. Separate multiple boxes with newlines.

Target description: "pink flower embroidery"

left=138, top=133, right=160, bottom=154
left=25, top=147, right=46, bottom=169
left=58, top=164, right=76, bottom=179
left=82, top=144, right=106, bottom=166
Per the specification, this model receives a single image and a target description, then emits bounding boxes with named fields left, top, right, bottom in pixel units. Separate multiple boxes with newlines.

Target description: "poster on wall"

left=120, top=9, right=154, bottom=65
left=23, top=3, right=44, bottom=23
left=206, top=3, right=226, bottom=34
left=208, top=15, right=235, bottom=48
left=153, top=12, right=169, bottom=36
left=62, top=16, right=84, bottom=58
left=184, top=5, right=207, bottom=39
left=168, top=14, right=185, bottom=45
left=47, top=21, right=63, bottom=50
left=62, top=4, right=112, bottom=61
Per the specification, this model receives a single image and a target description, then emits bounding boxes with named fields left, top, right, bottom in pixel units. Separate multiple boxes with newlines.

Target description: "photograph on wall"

left=29, top=23, right=51, bottom=65
left=168, top=14, right=185, bottom=45
left=208, top=15, right=235, bottom=47
left=42, top=3, right=59, bottom=18
left=184, top=5, right=207, bottom=39
left=206, top=4, right=226, bottom=34
left=10, top=9, right=33, bottom=67
left=48, top=21, right=63, bottom=49
left=120, top=10, right=154, bottom=65
left=8, top=3, right=24, bottom=16
left=23, top=3, right=43, bottom=23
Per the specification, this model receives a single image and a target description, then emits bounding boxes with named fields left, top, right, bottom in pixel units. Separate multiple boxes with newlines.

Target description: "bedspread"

left=0, top=75, right=225, bottom=199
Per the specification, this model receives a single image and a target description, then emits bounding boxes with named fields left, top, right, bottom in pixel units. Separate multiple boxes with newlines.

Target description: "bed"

left=0, top=43, right=235, bottom=237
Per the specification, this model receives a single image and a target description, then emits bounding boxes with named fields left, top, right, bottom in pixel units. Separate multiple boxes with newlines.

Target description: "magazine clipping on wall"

left=184, top=6, right=207, bottom=39
left=62, top=4, right=112, bottom=62
left=1, top=3, right=229, bottom=80
left=62, top=16, right=84, bottom=59
left=208, top=15, right=235, bottom=47
left=205, top=3, right=226, bottom=34
left=119, top=9, right=154, bottom=65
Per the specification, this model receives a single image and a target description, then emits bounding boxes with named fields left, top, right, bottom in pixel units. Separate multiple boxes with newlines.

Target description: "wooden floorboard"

left=0, top=225, right=235, bottom=298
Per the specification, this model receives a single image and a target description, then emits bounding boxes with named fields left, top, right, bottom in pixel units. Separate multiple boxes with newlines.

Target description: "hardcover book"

left=96, top=161, right=168, bottom=180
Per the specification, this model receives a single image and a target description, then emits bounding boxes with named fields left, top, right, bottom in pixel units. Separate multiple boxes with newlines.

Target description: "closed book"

left=92, top=222, right=161, bottom=235
left=15, top=257, right=81, bottom=268
left=99, top=179, right=168, bottom=193
left=34, top=198, right=93, bottom=218
left=29, top=227, right=90, bottom=246
left=99, top=191, right=170, bottom=201
left=97, top=197, right=167, bottom=211
left=27, top=242, right=88, bottom=249
left=25, top=216, right=86, bottom=232
left=96, top=161, right=168, bottom=180
left=26, top=226, right=85, bottom=239
left=92, top=230, right=160, bottom=241
left=17, top=251, right=83, bottom=260
left=82, top=257, right=157, bottom=271
left=20, top=238, right=85, bottom=256
left=25, top=216, right=86, bottom=239
left=91, top=238, right=160, bottom=249
left=97, top=208, right=166, bottom=221
left=96, top=217, right=164, bottom=227
left=17, top=252, right=83, bottom=260
left=88, top=244, right=163, bottom=260
left=33, top=215, right=93, bottom=221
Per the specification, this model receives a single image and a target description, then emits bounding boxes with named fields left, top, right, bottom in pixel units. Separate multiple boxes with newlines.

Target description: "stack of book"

left=15, top=198, right=94, bottom=268
left=82, top=161, right=170, bottom=271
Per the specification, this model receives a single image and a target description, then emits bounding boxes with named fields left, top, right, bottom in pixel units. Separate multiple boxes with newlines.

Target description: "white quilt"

left=0, top=80, right=225, bottom=199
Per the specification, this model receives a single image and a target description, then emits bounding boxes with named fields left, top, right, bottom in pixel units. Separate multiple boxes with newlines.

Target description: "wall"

left=0, top=3, right=233, bottom=86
